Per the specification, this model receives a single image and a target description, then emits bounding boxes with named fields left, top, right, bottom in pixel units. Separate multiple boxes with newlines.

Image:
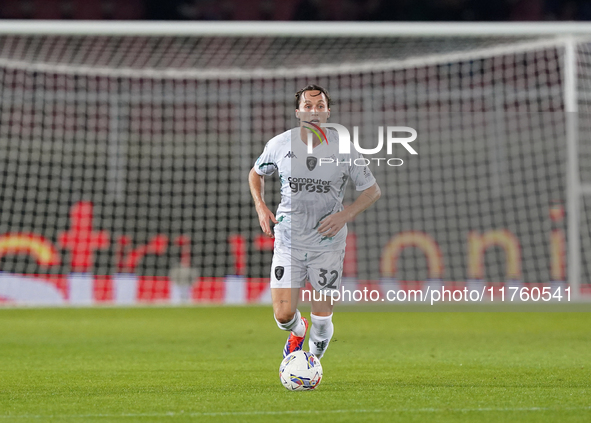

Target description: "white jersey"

left=254, top=127, right=376, bottom=251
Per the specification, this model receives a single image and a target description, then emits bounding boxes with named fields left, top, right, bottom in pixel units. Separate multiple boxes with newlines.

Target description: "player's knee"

left=274, top=310, right=296, bottom=324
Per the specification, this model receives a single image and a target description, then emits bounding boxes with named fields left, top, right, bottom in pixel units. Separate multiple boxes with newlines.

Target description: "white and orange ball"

left=279, top=351, right=323, bottom=391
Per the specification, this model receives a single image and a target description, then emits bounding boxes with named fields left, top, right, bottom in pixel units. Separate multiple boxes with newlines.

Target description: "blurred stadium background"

left=0, top=2, right=590, bottom=306
left=1, top=0, right=591, bottom=21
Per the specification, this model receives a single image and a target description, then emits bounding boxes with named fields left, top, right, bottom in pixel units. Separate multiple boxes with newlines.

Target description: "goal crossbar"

left=1, top=21, right=591, bottom=37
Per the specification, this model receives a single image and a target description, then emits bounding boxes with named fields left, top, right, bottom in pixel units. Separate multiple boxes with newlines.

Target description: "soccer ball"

left=279, top=350, right=323, bottom=391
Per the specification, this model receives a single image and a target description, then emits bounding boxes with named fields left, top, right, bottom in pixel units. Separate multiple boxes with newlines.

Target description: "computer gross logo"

left=288, top=177, right=331, bottom=194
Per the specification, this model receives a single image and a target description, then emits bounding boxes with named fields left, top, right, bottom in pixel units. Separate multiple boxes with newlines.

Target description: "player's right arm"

left=249, top=168, right=278, bottom=238
left=251, top=138, right=281, bottom=238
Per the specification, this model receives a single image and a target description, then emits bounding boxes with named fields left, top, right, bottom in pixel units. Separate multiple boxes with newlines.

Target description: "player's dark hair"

left=295, top=84, right=331, bottom=109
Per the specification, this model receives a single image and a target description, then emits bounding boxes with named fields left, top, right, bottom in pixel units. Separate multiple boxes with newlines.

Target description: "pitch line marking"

left=1, top=406, right=591, bottom=419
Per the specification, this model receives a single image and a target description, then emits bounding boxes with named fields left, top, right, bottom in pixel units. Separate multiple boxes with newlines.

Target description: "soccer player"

left=248, top=84, right=381, bottom=359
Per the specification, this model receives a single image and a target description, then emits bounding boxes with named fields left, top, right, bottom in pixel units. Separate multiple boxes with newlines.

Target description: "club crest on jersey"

left=306, top=156, right=318, bottom=171
left=275, top=266, right=284, bottom=280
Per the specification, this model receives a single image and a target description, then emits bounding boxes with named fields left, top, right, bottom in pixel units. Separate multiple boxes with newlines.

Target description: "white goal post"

left=0, top=21, right=590, bottom=305
left=2, top=21, right=591, bottom=36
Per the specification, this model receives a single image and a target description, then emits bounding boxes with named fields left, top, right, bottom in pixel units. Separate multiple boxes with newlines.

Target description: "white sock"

left=309, top=313, right=334, bottom=359
left=275, top=309, right=306, bottom=337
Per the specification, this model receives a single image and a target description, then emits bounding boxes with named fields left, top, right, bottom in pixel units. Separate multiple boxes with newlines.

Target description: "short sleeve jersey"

left=254, top=127, right=376, bottom=251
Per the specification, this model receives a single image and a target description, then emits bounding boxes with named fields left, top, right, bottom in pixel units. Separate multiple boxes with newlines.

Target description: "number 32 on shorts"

left=318, top=268, right=339, bottom=289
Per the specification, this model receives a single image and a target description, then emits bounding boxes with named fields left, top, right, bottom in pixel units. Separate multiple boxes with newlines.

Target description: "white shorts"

left=270, top=243, right=344, bottom=296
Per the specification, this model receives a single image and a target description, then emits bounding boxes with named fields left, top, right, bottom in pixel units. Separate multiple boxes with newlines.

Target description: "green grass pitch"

left=0, top=306, right=590, bottom=422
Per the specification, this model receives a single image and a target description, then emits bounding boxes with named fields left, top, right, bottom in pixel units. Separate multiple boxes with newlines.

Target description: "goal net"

left=0, top=23, right=589, bottom=305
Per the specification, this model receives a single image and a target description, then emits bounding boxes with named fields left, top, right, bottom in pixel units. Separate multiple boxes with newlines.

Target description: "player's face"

left=295, top=90, right=330, bottom=126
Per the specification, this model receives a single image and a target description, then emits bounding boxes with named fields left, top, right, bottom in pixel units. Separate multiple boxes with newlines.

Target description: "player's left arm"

left=317, top=182, right=381, bottom=238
